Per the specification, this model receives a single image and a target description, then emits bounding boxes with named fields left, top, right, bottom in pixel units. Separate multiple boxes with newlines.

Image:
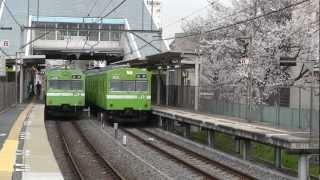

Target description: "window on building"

left=100, top=24, right=110, bottom=41
left=68, top=23, right=78, bottom=36
left=89, top=24, right=99, bottom=41
left=110, top=24, right=122, bottom=41
left=34, top=22, right=46, bottom=40
left=57, top=23, right=68, bottom=40
left=45, top=23, right=56, bottom=40
left=79, top=23, right=89, bottom=37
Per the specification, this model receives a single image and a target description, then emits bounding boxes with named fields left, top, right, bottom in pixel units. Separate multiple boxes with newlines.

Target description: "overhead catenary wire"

left=162, top=1, right=249, bottom=30
left=2, top=1, right=21, bottom=27
left=101, top=0, right=127, bottom=19
left=82, top=0, right=127, bottom=51
left=0, top=47, right=10, bottom=58
left=125, top=0, right=311, bottom=56
left=87, top=0, right=100, bottom=17
left=162, top=2, right=214, bottom=29
left=97, top=0, right=114, bottom=18
left=162, top=0, right=311, bottom=41
left=21, top=31, right=50, bottom=49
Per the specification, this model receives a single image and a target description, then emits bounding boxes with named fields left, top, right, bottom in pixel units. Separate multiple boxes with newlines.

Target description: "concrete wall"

left=0, top=75, right=17, bottom=111
left=290, top=86, right=320, bottom=110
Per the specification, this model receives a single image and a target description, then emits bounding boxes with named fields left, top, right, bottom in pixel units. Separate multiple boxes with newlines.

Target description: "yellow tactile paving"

left=0, top=101, right=34, bottom=180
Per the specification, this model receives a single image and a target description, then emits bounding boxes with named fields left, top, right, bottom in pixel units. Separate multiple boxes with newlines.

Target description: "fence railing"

left=152, top=84, right=319, bottom=138
left=0, top=78, right=17, bottom=112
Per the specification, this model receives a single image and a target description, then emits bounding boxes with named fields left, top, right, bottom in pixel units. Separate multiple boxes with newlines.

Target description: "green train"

left=44, top=68, right=85, bottom=118
left=86, top=67, right=152, bottom=123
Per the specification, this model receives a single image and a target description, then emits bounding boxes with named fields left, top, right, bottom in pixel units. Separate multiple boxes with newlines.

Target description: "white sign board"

left=16, top=58, right=23, bottom=65
left=0, top=40, right=9, bottom=48
left=0, top=57, right=6, bottom=77
left=240, top=58, right=250, bottom=65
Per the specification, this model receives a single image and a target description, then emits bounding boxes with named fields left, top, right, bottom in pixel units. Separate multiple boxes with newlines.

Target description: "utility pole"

left=151, top=0, right=154, bottom=30
left=142, top=1, right=144, bottom=30
left=27, top=0, right=29, bottom=23
left=15, top=51, right=19, bottom=105
left=18, top=27, right=25, bottom=104
left=37, top=0, right=39, bottom=22
left=247, top=0, right=257, bottom=121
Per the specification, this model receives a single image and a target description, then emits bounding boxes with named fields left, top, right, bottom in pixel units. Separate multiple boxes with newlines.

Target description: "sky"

left=161, top=0, right=232, bottom=39
left=161, top=0, right=209, bottom=39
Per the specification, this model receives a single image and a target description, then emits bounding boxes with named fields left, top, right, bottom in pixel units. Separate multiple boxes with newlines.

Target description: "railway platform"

left=152, top=105, right=319, bottom=180
left=0, top=101, right=63, bottom=180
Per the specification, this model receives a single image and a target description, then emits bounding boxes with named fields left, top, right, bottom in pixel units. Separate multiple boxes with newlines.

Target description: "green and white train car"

left=86, top=67, right=151, bottom=122
left=44, top=68, right=85, bottom=118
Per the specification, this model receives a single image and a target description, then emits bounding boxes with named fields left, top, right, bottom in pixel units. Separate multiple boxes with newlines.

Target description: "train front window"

left=48, top=80, right=83, bottom=90
left=110, top=80, right=122, bottom=91
left=135, top=81, right=148, bottom=91
left=122, top=81, right=135, bottom=91
left=110, top=80, right=135, bottom=92
left=110, top=80, right=148, bottom=92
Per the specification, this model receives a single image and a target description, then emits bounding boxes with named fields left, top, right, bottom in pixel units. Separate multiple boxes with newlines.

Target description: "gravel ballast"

left=76, top=120, right=173, bottom=180
left=100, top=123, right=208, bottom=180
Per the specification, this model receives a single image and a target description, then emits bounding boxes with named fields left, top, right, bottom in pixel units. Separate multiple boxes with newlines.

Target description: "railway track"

left=57, top=121, right=124, bottom=180
left=122, top=128, right=255, bottom=180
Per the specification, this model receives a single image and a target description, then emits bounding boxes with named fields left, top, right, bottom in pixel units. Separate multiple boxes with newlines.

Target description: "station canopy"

left=6, top=55, right=46, bottom=67
left=112, top=51, right=200, bottom=70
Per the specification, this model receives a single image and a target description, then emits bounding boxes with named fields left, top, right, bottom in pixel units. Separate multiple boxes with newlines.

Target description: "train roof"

left=46, top=68, right=84, bottom=74
left=85, top=65, right=147, bottom=76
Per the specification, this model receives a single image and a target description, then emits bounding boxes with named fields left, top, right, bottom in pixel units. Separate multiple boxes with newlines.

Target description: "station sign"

left=0, top=57, right=6, bottom=77
left=0, top=40, right=9, bottom=48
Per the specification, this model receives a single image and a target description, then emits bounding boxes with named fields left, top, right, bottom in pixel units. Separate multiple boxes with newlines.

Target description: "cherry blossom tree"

left=183, top=0, right=319, bottom=104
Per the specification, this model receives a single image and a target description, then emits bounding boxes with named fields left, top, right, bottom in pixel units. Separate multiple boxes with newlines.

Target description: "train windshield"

left=135, top=81, right=148, bottom=91
left=110, top=80, right=148, bottom=92
left=48, top=80, right=83, bottom=90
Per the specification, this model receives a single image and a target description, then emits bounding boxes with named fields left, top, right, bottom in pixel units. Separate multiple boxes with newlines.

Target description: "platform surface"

left=152, top=106, right=319, bottom=151
left=22, top=104, right=63, bottom=180
left=0, top=103, right=63, bottom=180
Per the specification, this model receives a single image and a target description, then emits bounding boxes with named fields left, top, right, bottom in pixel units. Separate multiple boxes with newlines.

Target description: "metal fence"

left=0, top=77, right=17, bottom=112
left=152, top=84, right=319, bottom=138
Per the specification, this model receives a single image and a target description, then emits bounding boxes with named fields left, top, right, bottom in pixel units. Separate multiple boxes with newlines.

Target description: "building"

left=0, top=0, right=169, bottom=102
left=0, top=0, right=169, bottom=63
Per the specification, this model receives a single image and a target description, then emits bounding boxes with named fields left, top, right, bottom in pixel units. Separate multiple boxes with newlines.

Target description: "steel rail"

left=140, top=128, right=256, bottom=180
left=121, top=128, right=219, bottom=180
left=72, top=122, right=126, bottom=180
left=57, top=122, right=85, bottom=180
